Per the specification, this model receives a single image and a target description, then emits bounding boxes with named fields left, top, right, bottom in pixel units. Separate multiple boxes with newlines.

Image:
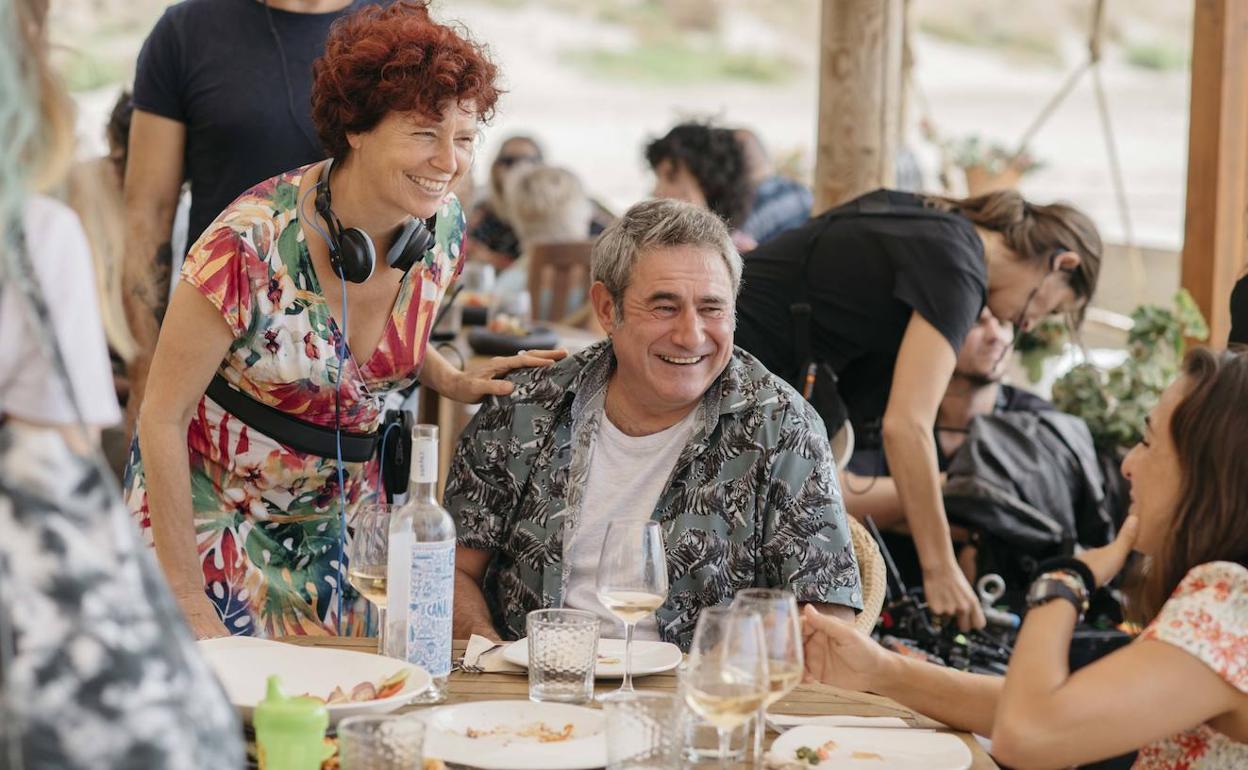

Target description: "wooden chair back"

left=527, top=240, right=595, bottom=323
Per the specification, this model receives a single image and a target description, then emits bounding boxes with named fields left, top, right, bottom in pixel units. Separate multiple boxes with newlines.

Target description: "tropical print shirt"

left=1133, top=561, right=1248, bottom=769
left=124, top=164, right=465, bottom=637
left=445, top=341, right=863, bottom=650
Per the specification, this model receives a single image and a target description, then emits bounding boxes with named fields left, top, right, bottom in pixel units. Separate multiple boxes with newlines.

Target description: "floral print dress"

left=124, top=165, right=464, bottom=638
left=1133, top=561, right=1248, bottom=769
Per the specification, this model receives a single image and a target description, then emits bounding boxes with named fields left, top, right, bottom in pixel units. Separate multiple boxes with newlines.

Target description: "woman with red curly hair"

left=123, top=1, right=563, bottom=640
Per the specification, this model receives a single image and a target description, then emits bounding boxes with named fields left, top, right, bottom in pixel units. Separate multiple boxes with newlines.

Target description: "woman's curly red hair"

left=311, top=1, right=501, bottom=159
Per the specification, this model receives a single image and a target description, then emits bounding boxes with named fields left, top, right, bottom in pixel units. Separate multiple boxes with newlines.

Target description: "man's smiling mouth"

left=657, top=354, right=707, bottom=365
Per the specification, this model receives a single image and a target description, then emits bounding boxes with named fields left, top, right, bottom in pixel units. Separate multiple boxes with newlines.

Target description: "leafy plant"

left=947, top=135, right=1043, bottom=176
left=1124, top=40, right=1189, bottom=72
left=1015, top=317, right=1069, bottom=383
left=1050, top=290, right=1208, bottom=453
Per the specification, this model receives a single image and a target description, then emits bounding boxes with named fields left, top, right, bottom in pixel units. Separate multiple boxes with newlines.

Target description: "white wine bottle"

left=384, top=424, right=454, bottom=702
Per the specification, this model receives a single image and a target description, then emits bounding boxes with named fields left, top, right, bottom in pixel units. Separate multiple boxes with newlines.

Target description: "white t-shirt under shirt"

left=0, top=195, right=121, bottom=427
left=563, top=408, right=699, bottom=640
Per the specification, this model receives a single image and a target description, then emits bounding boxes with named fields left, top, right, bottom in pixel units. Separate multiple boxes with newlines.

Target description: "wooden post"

left=1180, top=0, right=1248, bottom=345
left=813, top=0, right=904, bottom=213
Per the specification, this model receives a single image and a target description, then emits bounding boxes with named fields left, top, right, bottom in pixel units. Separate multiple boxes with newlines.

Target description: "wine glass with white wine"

left=733, top=588, right=803, bottom=768
left=348, top=503, right=393, bottom=653
left=681, top=606, right=770, bottom=770
left=596, top=520, right=669, bottom=698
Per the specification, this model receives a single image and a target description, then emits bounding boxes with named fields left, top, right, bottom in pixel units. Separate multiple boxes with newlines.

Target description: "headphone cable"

left=333, top=276, right=350, bottom=636
left=262, top=0, right=327, bottom=157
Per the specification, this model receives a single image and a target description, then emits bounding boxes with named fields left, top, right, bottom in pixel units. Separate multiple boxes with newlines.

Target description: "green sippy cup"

left=253, top=675, right=336, bottom=770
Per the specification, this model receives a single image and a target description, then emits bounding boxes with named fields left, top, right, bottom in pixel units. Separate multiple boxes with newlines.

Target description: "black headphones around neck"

left=313, top=158, right=437, bottom=284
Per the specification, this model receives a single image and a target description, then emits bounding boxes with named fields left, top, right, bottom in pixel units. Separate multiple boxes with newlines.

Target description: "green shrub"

left=1124, top=40, right=1189, bottom=72
left=1050, top=290, right=1208, bottom=453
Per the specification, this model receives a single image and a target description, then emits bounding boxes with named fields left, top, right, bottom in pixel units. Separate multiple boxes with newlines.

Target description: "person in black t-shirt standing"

left=121, top=0, right=381, bottom=437
left=734, top=188, right=1103, bottom=630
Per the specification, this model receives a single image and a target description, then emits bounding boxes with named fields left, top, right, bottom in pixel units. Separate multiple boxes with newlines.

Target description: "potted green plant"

left=1049, top=290, right=1209, bottom=454
left=948, top=135, right=1043, bottom=196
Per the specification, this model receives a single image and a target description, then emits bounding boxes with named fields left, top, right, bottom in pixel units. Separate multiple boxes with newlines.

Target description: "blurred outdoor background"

left=51, top=0, right=1193, bottom=317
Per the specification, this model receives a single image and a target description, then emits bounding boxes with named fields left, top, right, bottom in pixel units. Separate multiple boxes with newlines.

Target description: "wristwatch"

left=1026, top=571, right=1090, bottom=619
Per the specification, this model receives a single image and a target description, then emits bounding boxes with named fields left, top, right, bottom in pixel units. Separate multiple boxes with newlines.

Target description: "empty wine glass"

left=681, top=607, right=769, bottom=770
left=596, top=520, right=669, bottom=698
left=348, top=503, right=393, bottom=652
left=733, top=588, right=803, bottom=768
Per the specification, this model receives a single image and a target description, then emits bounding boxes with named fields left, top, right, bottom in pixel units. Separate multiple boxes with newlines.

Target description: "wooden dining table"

left=283, top=636, right=999, bottom=769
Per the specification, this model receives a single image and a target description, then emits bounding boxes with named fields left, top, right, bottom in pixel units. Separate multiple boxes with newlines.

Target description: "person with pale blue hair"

left=0, top=0, right=242, bottom=766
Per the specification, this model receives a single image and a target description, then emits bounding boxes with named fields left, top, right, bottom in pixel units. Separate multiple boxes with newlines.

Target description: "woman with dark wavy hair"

left=735, top=188, right=1103, bottom=629
left=802, top=347, right=1248, bottom=768
left=124, top=1, right=563, bottom=639
left=646, top=121, right=755, bottom=247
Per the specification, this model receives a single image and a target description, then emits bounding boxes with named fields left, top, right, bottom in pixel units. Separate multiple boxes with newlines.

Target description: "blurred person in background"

left=465, top=134, right=544, bottom=272
left=465, top=134, right=611, bottom=274
left=734, top=188, right=1103, bottom=630
left=494, top=164, right=595, bottom=322
left=122, top=0, right=384, bottom=439
left=0, top=0, right=242, bottom=766
left=734, top=127, right=813, bottom=246
left=64, top=90, right=141, bottom=477
left=802, top=348, right=1248, bottom=769
left=646, top=120, right=756, bottom=252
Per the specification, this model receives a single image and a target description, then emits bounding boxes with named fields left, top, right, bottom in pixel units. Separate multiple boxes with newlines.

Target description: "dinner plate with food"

left=465, top=313, right=560, bottom=357
left=501, top=637, right=683, bottom=679
left=418, top=700, right=605, bottom=770
left=766, top=725, right=973, bottom=770
left=197, top=636, right=430, bottom=725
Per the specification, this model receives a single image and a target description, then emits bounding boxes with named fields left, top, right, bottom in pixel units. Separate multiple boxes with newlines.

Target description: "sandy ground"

left=69, top=0, right=1191, bottom=295
left=433, top=1, right=1190, bottom=252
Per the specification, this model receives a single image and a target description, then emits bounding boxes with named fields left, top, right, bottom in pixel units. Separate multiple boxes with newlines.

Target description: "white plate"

left=502, top=637, right=682, bottom=678
left=768, top=725, right=972, bottom=770
left=419, top=700, right=605, bottom=770
left=196, top=636, right=430, bottom=726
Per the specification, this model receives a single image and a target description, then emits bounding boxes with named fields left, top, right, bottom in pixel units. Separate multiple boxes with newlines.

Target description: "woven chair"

left=848, top=516, right=887, bottom=634
left=833, top=423, right=885, bottom=633
left=830, top=421, right=855, bottom=474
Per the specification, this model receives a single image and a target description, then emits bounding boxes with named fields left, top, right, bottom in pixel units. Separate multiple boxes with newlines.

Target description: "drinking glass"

left=596, top=520, right=668, bottom=698
left=493, top=288, right=533, bottom=330
left=526, top=608, right=599, bottom=703
left=732, top=588, right=803, bottom=768
left=460, top=261, right=496, bottom=299
left=458, top=261, right=496, bottom=328
left=681, top=607, right=769, bottom=770
left=337, top=714, right=424, bottom=770
left=348, top=503, right=393, bottom=653
left=603, top=692, right=682, bottom=770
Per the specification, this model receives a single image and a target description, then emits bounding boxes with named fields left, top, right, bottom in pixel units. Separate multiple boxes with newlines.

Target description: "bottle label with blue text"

left=407, top=537, right=455, bottom=676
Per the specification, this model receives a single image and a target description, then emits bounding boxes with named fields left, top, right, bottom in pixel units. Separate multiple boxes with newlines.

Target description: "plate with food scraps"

left=502, top=637, right=683, bottom=679
left=197, top=636, right=430, bottom=726
left=767, top=725, right=972, bottom=770
left=418, top=700, right=605, bottom=770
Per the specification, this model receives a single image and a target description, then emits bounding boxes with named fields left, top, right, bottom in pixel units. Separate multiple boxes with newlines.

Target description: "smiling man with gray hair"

left=446, top=198, right=862, bottom=650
